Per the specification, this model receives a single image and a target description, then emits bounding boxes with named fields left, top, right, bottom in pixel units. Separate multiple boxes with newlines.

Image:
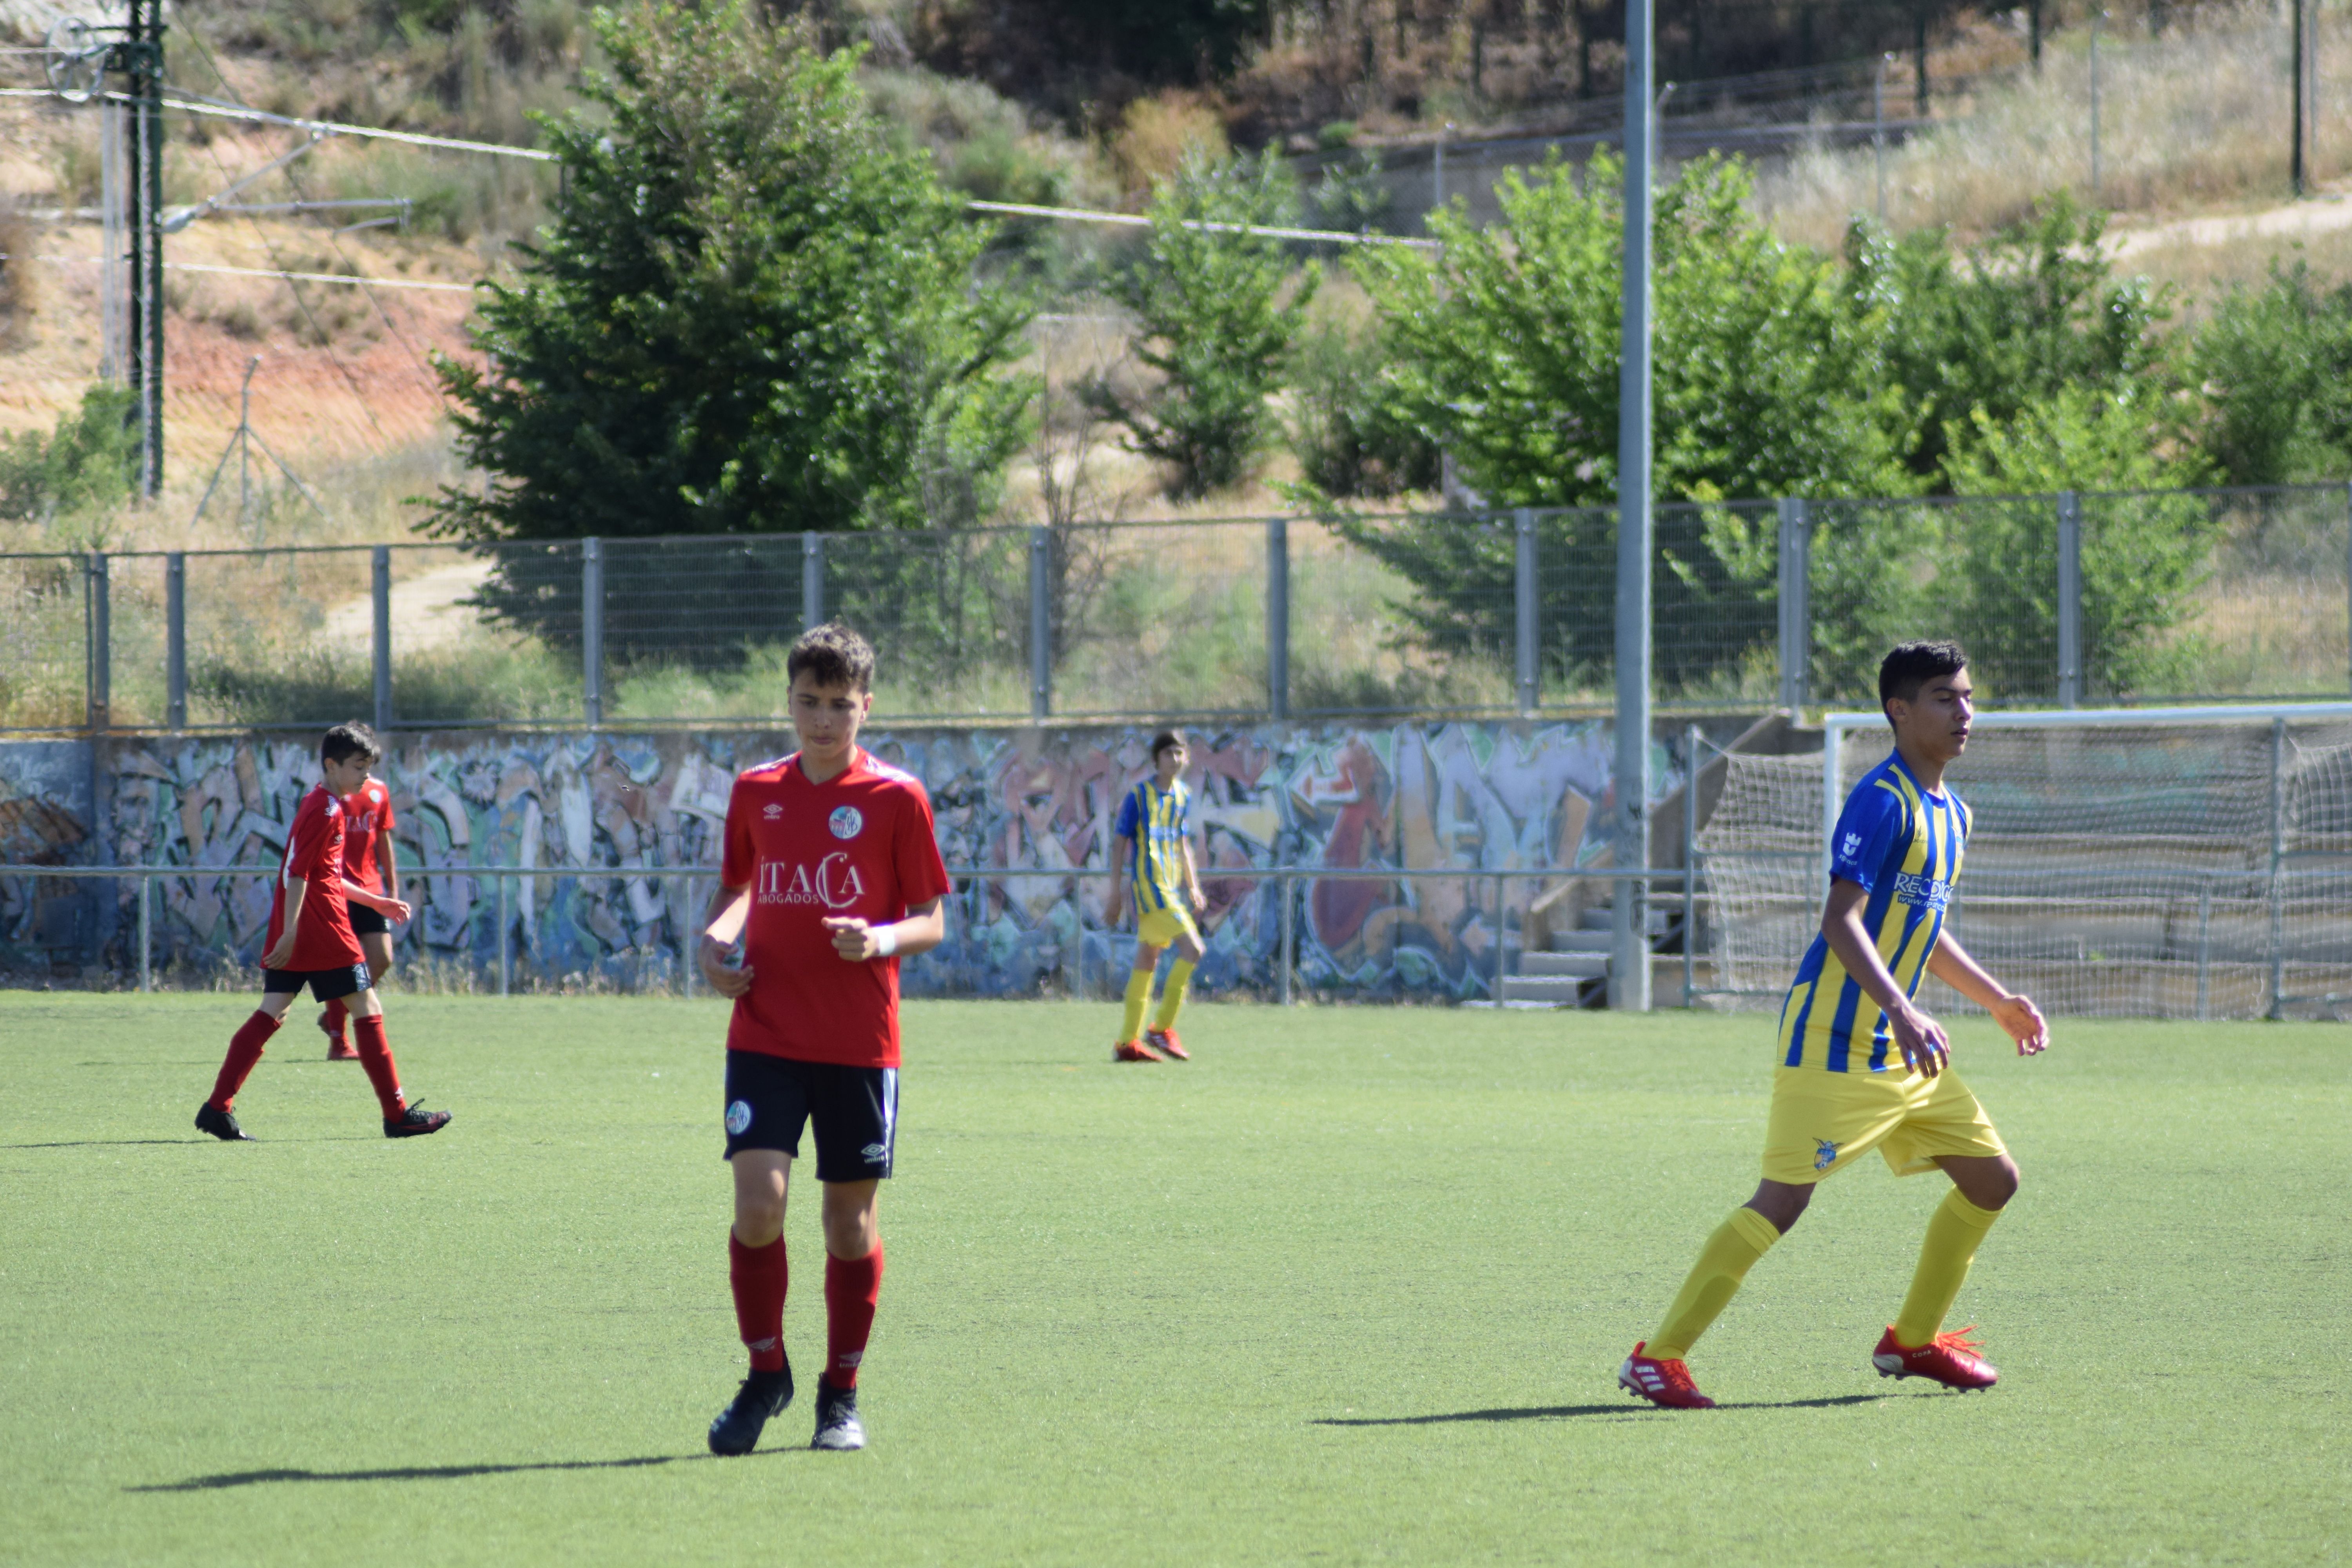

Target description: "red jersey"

left=340, top=778, right=396, bottom=892
left=264, top=784, right=364, bottom=971
left=720, top=748, right=952, bottom=1069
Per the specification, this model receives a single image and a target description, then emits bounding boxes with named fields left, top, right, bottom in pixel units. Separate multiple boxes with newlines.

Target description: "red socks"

left=322, top=996, right=349, bottom=1036
left=350, top=1014, right=405, bottom=1120
left=729, top=1234, right=789, bottom=1373
left=824, top=1244, right=884, bottom=1388
left=207, top=1011, right=281, bottom=1111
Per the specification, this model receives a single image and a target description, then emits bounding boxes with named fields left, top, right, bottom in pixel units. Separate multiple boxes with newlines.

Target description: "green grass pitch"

left=2, top=993, right=2345, bottom=1566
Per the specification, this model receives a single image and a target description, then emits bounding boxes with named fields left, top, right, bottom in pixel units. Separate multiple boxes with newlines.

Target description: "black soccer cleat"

left=708, top=1363, right=794, bottom=1456
left=384, top=1102, right=452, bottom=1139
left=810, top=1378, right=864, bottom=1452
left=195, top=1104, right=254, bottom=1142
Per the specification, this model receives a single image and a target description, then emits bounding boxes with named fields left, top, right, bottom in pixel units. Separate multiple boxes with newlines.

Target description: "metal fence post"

left=1514, top=508, right=1539, bottom=714
left=1266, top=516, right=1290, bottom=721
left=581, top=537, right=604, bottom=728
left=1279, top=870, right=1295, bottom=1007
left=2057, top=490, right=2082, bottom=708
left=1684, top=723, right=1700, bottom=1009
left=2268, top=715, right=2287, bottom=1019
left=1777, top=498, right=1810, bottom=711
left=86, top=552, right=110, bottom=733
left=137, top=873, right=151, bottom=992
left=498, top=872, right=511, bottom=998
left=1028, top=526, right=1051, bottom=720
left=371, top=545, right=393, bottom=733
left=802, top=531, right=824, bottom=632
left=165, top=551, right=185, bottom=730
left=2344, top=480, right=2351, bottom=696
left=2195, top=878, right=2212, bottom=1023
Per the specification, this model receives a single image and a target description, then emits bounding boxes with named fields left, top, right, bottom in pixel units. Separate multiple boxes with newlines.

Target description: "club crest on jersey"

left=1814, top=1139, right=1840, bottom=1171
left=829, top=805, right=864, bottom=840
left=1840, top=831, right=1862, bottom=860
left=756, top=853, right=869, bottom=908
left=725, top=1100, right=753, bottom=1136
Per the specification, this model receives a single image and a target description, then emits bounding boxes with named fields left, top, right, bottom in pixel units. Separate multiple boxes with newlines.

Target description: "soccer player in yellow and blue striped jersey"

left=1620, top=642, right=2053, bottom=1408
left=1104, top=730, right=1205, bottom=1063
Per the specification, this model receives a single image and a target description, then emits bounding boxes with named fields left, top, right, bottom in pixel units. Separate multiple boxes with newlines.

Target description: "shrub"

left=1087, top=149, right=1316, bottom=499
left=2188, top=258, right=2352, bottom=485
left=0, top=385, right=140, bottom=532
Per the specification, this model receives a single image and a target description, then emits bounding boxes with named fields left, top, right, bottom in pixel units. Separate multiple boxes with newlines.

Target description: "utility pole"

left=2293, top=0, right=2310, bottom=196
left=1612, top=0, right=1654, bottom=1013
left=121, top=0, right=165, bottom=496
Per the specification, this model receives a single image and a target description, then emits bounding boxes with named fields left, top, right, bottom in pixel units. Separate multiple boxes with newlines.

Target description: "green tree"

left=1941, top=387, right=2218, bottom=700
left=0, top=384, right=138, bottom=537
left=1088, top=150, right=1316, bottom=499
left=2188, top=259, right=2352, bottom=485
left=1845, top=198, right=2174, bottom=490
left=1338, top=152, right=1918, bottom=691
left=426, top=3, right=1034, bottom=664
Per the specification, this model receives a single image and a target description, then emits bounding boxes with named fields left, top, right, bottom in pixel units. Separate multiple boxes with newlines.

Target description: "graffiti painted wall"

left=0, top=723, right=1682, bottom=999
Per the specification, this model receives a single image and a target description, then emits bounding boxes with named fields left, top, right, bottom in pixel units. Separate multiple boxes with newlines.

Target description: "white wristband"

left=873, top=926, right=898, bottom=958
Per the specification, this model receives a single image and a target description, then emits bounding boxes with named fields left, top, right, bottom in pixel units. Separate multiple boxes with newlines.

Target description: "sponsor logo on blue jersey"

left=1893, top=871, right=1951, bottom=911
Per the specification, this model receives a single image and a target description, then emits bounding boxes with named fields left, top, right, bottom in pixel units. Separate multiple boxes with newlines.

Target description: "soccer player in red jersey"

left=697, top=623, right=950, bottom=1455
left=194, top=723, right=452, bottom=1143
left=317, top=768, right=403, bottom=1060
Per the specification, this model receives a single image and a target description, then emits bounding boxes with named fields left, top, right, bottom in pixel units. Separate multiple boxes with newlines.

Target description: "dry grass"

left=1759, top=2, right=2352, bottom=251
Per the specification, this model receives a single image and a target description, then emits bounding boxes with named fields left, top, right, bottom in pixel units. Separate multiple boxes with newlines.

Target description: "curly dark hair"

left=787, top=621, right=876, bottom=693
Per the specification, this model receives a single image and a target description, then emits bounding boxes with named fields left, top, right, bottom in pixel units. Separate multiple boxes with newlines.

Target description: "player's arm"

left=1105, top=837, right=1132, bottom=924
left=339, top=877, right=412, bottom=922
left=1180, top=835, right=1205, bottom=913
left=1819, top=878, right=1952, bottom=1077
left=825, top=898, right=945, bottom=962
left=698, top=882, right=754, bottom=998
left=378, top=823, right=403, bottom=917
left=1925, top=929, right=2049, bottom=1056
left=262, top=877, right=306, bottom=971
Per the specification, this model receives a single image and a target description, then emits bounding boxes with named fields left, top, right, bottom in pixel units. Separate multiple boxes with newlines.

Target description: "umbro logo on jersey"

left=756, top=854, right=869, bottom=908
left=860, top=1142, right=888, bottom=1160
left=829, top=806, right=864, bottom=840
left=1815, top=1139, right=1840, bottom=1171
left=763, top=803, right=783, bottom=819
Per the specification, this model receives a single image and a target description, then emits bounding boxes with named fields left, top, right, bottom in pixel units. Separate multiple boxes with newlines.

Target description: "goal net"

left=1694, top=705, right=2352, bottom=1022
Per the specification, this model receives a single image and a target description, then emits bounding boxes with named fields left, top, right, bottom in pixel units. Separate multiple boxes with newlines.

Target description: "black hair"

left=321, top=721, right=382, bottom=766
left=787, top=621, right=876, bottom=693
left=1878, top=641, right=1968, bottom=725
left=1150, top=729, right=1188, bottom=762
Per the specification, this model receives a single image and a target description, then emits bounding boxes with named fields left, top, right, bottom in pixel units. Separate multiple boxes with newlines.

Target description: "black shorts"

left=348, top=906, right=390, bottom=938
left=263, top=962, right=372, bottom=1001
left=722, top=1051, right=897, bottom=1183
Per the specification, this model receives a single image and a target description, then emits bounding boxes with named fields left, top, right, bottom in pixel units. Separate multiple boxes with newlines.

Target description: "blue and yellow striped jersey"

left=1113, top=779, right=1192, bottom=913
left=1778, top=751, right=1970, bottom=1073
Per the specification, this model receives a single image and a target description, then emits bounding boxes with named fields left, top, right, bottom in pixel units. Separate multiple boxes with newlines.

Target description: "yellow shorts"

left=1760, top=1064, right=2006, bottom=1185
left=1136, top=907, right=1200, bottom=949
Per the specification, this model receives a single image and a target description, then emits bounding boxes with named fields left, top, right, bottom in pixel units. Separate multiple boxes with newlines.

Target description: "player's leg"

left=806, top=1065, right=895, bottom=1451
left=1623, top=1068, right=1905, bottom=1406
left=1872, top=1076, right=2015, bottom=1388
left=1117, top=938, right=1166, bottom=1060
left=197, top=979, right=302, bottom=1139
left=711, top=1055, right=806, bottom=1455
left=345, top=977, right=448, bottom=1137
left=1146, top=922, right=1204, bottom=1061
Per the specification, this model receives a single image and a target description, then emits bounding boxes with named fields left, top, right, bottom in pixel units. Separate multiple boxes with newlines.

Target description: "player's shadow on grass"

left=6, top=1140, right=205, bottom=1149
left=1316, top=1394, right=1888, bottom=1426
left=129, top=1455, right=720, bottom=1491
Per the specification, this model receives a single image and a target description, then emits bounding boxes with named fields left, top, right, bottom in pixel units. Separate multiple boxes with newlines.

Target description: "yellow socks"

left=1150, top=959, right=1196, bottom=1031
left=1120, top=967, right=1154, bottom=1043
left=1647, top=1206, right=1782, bottom=1361
left=1893, top=1188, right=2003, bottom=1348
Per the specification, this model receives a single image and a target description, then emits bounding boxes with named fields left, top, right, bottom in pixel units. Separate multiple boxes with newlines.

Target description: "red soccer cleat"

left=1145, top=1027, right=1189, bottom=1061
left=1618, top=1342, right=1716, bottom=1409
left=1113, top=1038, right=1164, bottom=1063
left=1872, top=1325, right=1998, bottom=1390
left=318, top=1007, right=357, bottom=1060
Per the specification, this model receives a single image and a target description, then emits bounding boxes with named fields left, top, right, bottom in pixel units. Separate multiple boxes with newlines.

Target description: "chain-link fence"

left=4, top=482, right=2347, bottom=734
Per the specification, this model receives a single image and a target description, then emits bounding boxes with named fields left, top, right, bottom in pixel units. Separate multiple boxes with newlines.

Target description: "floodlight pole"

left=123, top=0, right=165, bottom=495
left=1612, top=0, right=1655, bottom=1013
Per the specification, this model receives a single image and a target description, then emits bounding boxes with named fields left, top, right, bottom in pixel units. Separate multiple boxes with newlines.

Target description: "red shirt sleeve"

left=894, top=784, right=951, bottom=912
left=379, top=788, right=397, bottom=837
left=721, top=776, right=756, bottom=889
left=287, top=799, right=335, bottom=884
